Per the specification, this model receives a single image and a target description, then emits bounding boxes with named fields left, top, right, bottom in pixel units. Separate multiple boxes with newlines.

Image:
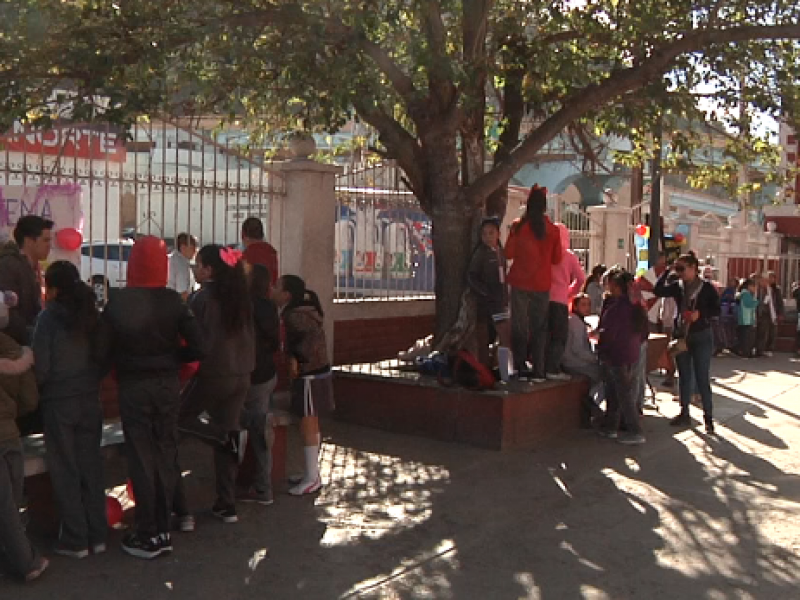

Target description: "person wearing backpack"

left=466, top=217, right=510, bottom=374
left=505, top=185, right=563, bottom=382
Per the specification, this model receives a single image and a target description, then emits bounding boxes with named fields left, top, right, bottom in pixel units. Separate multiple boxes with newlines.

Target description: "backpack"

left=450, top=350, right=496, bottom=391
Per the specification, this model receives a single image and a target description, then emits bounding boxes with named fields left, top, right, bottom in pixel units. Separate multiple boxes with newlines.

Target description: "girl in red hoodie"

left=505, top=186, right=563, bottom=381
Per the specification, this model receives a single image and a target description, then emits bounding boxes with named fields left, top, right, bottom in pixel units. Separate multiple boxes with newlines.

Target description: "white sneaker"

left=288, top=475, right=322, bottom=496
left=763, top=351, right=774, bottom=357
left=546, top=372, right=571, bottom=381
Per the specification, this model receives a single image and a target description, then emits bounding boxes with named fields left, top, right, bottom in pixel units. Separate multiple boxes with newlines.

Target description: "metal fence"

left=334, top=161, right=434, bottom=301
left=1, top=119, right=283, bottom=302
left=705, top=252, right=800, bottom=304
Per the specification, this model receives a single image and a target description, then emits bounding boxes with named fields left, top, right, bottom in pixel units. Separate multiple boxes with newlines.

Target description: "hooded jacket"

left=190, top=282, right=255, bottom=379
left=505, top=216, right=563, bottom=292
left=284, top=304, right=329, bottom=376
left=252, top=296, right=280, bottom=384
left=0, top=332, right=38, bottom=443
left=97, top=236, right=205, bottom=380
left=32, top=302, right=103, bottom=403
left=0, top=241, right=43, bottom=344
left=550, top=224, right=585, bottom=306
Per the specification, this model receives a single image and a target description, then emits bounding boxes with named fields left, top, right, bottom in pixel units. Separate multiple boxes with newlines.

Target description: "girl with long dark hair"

left=655, top=251, right=720, bottom=433
left=177, top=245, right=255, bottom=523
left=271, top=274, right=333, bottom=496
left=32, top=261, right=107, bottom=558
left=505, top=185, right=563, bottom=381
left=582, top=264, right=607, bottom=315
left=596, top=266, right=649, bottom=445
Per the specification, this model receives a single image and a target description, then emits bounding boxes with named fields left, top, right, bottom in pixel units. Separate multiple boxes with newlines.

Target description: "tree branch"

left=467, top=23, right=800, bottom=204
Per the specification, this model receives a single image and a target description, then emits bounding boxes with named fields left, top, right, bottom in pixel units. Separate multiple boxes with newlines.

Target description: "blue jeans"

left=511, top=289, right=550, bottom=377
left=675, top=328, right=714, bottom=419
left=240, top=377, right=277, bottom=495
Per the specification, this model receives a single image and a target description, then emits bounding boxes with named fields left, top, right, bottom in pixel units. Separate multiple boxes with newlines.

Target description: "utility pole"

left=648, top=113, right=663, bottom=268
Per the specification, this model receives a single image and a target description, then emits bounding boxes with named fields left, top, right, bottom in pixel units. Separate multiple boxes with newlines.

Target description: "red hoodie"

left=505, top=216, right=563, bottom=292
left=127, top=236, right=168, bottom=288
left=243, top=241, right=279, bottom=285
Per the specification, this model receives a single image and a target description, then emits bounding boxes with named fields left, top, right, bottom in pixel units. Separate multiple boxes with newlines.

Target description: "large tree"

left=3, top=0, right=800, bottom=336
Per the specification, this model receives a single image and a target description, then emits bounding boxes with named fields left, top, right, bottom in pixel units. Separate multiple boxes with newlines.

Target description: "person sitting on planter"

left=562, top=293, right=604, bottom=425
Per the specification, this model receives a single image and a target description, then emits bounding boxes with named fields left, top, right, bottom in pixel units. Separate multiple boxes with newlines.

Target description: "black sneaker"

left=212, top=503, right=238, bottom=524
left=158, top=533, right=173, bottom=554
left=227, top=430, right=248, bottom=464
left=121, top=532, right=166, bottom=559
left=670, top=413, right=692, bottom=428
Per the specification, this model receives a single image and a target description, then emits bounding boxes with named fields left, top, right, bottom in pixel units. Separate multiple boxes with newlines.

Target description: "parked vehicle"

left=80, top=240, right=134, bottom=304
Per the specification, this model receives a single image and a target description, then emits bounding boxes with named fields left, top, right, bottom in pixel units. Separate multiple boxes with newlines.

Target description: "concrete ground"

left=3, top=354, right=800, bottom=599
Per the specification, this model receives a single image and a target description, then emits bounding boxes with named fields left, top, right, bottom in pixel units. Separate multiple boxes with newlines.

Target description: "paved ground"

left=3, top=354, right=800, bottom=599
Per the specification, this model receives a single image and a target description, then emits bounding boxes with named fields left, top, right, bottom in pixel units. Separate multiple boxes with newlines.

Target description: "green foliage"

left=1, top=0, right=799, bottom=202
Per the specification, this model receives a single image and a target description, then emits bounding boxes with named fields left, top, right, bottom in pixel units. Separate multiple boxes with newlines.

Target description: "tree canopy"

left=3, top=0, right=800, bottom=333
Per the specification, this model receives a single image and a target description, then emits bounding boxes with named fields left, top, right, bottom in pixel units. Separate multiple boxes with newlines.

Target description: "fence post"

left=587, top=205, right=630, bottom=268
left=274, top=158, right=342, bottom=359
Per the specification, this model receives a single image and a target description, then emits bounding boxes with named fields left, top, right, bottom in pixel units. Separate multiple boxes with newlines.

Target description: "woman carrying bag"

left=655, top=251, right=720, bottom=433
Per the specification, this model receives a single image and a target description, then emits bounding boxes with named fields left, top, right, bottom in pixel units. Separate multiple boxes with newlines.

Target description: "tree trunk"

left=420, top=128, right=475, bottom=340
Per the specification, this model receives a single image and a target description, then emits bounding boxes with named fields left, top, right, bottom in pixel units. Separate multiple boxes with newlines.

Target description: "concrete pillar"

left=274, top=158, right=342, bottom=358
left=587, top=205, right=631, bottom=267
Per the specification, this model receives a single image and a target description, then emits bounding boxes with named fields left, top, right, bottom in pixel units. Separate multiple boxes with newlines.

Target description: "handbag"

left=667, top=282, right=703, bottom=359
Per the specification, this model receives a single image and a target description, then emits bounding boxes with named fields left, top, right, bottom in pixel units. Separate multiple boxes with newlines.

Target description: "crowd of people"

left=0, top=215, right=332, bottom=581
left=466, top=185, right=800, bottom=446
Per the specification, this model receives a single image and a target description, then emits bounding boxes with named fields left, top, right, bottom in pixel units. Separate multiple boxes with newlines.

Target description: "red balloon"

left=674, top=233, right=685, bottom=243
left=106, top=496, right=123, bottom=527
left=635, top=224, right=647, bottom=236
left=126, top=479, right=136, bottom=503
left=56, top=228, right=82, bottom=251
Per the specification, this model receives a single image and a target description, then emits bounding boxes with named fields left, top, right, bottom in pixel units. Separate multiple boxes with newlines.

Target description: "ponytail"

left=281, top=274, right=324, bottom=317
left=525, top=185, right=547, bottom=240
left=44, top=261, right=98, bottom=332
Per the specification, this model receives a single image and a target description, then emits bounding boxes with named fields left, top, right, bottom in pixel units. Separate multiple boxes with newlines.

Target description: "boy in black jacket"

left=97, top=236, right=205, bottom=559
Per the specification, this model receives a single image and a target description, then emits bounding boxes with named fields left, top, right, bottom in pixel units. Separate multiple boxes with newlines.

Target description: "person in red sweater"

left=505, top=185, right=563, bottom=382
left=241, top=217, right=279, bottom=285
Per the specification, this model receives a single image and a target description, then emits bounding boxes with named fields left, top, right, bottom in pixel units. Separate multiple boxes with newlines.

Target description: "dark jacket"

left=191, top=283, right=255, bottom=379
left=598, top=296, right=647, bottom=367
left=771, top=284, right=785, bottom=317
left=252, top=297, right=280, bottom=384
left=98, top=287, right=206, bottom=380
left=32, top=303, right=103, bottom=403
left=0, top=242, right=42, bottom=344
left=654, top=272, right=720, bottom=335
left=284, top=304, right=329, bottom=376
left=467, top=244, right=508, bottom=316
left=0, top=332, right=38, bottom=443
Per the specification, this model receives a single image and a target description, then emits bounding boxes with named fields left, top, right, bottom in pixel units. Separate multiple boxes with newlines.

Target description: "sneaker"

left=546, top=372, right=571, bottom=381
left=212, top=503, right=238, bottom=524
left=617, top=433, right=646, bottom=445
left=158, top=533, right=173, bottom=554
left=516, top=370, right=533, bottom=382
left=237, top=488, right=274, bottom=506
left=531, top=374, right=547, bottom=383
left=670, top=413, right=692, bottom=428
left=24, top=557, right=49, bottom=582
left=53, top=543, right=89, bottom=559
left=287, top=474, right=304, bottom=485
left=227, top=430, right=248, bottom=464
left=596, top=428, right=618, bottom=439
left=288, top=475, right=322, bottom=496
left=176, top=514, right=195, bottom=533
left=91, top=543, right=107, bottom=555
left=121, top=532, right=166, bottom=559
left=763, top=351, right=774, bottom=357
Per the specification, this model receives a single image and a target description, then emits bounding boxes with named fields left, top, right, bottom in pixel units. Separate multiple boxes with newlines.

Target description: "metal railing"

left=334, top=161, right=434, bottom=301
left=1, top=119, right=283, bottom=303
left=704, top=252, right=800, bottom=304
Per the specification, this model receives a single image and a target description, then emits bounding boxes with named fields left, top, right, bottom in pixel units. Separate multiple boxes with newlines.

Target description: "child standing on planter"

left=32, top=261, right=106, bottom=559
left=272, top=275, right=333, bottom=496
left=467, top=217, right=511, bottom=374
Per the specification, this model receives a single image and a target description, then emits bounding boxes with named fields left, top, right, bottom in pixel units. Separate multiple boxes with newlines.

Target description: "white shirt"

left=167, top=251, right=194, bottom=295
